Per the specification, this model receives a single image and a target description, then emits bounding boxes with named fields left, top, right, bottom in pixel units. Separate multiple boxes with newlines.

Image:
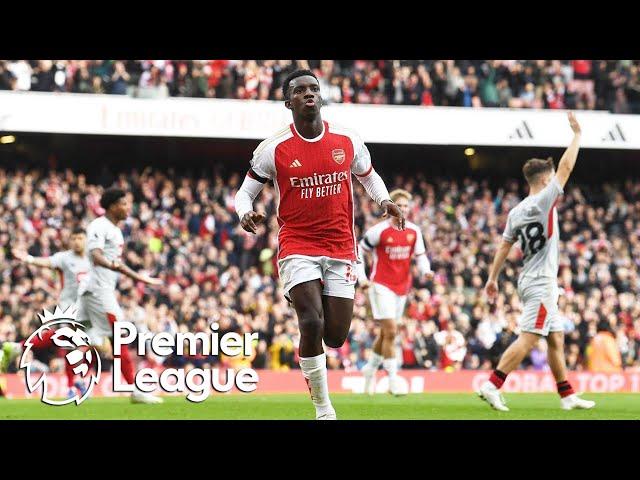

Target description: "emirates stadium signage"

left=1, top=91, right=639, bottom=149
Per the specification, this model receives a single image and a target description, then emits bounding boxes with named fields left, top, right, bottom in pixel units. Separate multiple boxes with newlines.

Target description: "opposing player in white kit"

left=2, top=228, right=91, bottom=397
left=357, top=189, right=433, bottom=395
left=479, top=112, right=595, bottom=412
left=78, top=188, right=164, bottom=404
left=12, top=227, right=90, bottom=311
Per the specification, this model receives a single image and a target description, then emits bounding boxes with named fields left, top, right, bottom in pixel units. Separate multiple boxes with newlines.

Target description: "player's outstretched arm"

left=235, top=172, right=266, bottom=234
left=90, top=248, right=162, bottom=286
left=484, top=238, right=514, bottom=301
left=12, top=248, right=53, bottom=268
left=555, top=111, right=582, bottom=189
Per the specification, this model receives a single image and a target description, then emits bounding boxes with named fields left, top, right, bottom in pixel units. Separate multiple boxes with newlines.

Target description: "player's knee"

left=324, top=334, right=347, bottom=349
left=520, top=334, right=539, bottom=352
left=547, top=331, right=564, bottom=350
left=297, top=310, right=324, bottom=339
left=382, top=321, right=397, bottom=338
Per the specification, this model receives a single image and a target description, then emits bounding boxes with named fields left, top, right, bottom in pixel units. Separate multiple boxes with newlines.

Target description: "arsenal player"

left=235, top=70, right=404, bottom=419
left=357, top=189, right=433, bottom=395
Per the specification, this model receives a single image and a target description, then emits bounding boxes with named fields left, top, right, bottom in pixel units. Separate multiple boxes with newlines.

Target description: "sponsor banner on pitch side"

left=3, top=370, right=640, bottom=398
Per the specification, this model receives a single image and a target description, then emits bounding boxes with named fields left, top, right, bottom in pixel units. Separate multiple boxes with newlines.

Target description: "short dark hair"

left=282, top=69, right=318, bottom=100
left=597, top=320, right=613, bottom=334
left=522, top=157, right=554, bottom=184
left=100, top=187, right=127, bottom=210
left=71, top=227, right=86, bottom=236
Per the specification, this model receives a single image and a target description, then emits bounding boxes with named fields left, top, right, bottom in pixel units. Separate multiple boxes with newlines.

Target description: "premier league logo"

left=20, top=306, right=101, bottom=405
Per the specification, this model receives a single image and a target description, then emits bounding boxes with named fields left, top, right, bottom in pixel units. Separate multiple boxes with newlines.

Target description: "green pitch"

left=0, top=393, right=638, bottom=420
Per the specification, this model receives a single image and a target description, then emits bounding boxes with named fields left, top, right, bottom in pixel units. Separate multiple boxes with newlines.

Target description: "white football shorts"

left=278, top=255, right=358, bottom=302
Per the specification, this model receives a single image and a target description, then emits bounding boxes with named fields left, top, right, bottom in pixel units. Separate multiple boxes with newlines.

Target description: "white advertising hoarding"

left=0, top=91, right=638, bottom=149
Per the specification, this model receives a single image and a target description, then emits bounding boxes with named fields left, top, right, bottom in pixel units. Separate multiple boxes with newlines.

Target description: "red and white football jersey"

left=361, top=219, right=426, bottom=295
left=249, top=120, right=373, bottom=261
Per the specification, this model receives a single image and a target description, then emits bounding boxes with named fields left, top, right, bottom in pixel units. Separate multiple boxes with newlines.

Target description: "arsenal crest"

left=407, top=233, right=415, bottom=242
left=332, top=149, right=345, bottom=165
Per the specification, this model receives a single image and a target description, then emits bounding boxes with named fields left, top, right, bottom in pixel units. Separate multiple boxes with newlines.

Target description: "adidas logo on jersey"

left=290, top=159, right=302, bottom=168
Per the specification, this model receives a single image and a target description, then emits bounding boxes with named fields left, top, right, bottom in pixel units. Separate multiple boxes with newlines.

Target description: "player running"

left=357, top=189, right=433, bottom=395
left=478, top=112, right=595, bottom=412
left=1, top=228, right=90, bottom=398
left=235, top=69, right=403, bottom=419
left=78, top=187, right=164, bottom=404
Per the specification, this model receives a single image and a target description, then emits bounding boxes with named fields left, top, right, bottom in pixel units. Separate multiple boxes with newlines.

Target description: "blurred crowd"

left=0, top=166, right=639, bottom=374
left=2, top=60, right=640, bottom=113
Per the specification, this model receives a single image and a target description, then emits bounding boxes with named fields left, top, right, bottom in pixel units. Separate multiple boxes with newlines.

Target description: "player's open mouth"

left=305, top=99, right=316, bottom=106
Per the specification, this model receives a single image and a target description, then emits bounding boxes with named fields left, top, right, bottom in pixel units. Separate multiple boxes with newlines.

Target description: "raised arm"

left=555, top=111, right=582, bottom=189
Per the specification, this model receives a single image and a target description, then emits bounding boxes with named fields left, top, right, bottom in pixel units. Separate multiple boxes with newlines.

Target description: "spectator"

left=587, top=321, right=623, bottom=372
left=31, top=60, right=56, bottom=92
left=434, top=322, right=467, bottom=370
left=92, top=75, right=106, bottom=94
left=570, top=60, right=596, bottom=110
left=110, top=61, right=130, bottom=95
left=0, top=166, right=638, bottom=373
left=625, top=65, right=640, bottom=114
left=0, top=59, right=636, bottom=113
left=479, top=61, right=500, bottom=107
left=7, top=60, right=32, bottom=91
left=496, top=78, right=513, bottom=108
left=72, top=62, right=93, bottom=94
left=0, top=61, right=16, bottom=90
left=412, top=321, right=440, bottom=369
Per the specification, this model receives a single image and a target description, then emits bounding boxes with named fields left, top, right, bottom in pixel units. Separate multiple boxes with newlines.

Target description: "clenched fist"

left=240, top=211, right=266, bottom=234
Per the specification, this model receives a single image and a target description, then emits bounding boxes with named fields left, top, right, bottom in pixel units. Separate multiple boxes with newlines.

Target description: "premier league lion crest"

left=20, top=305, right=101, bottom=405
